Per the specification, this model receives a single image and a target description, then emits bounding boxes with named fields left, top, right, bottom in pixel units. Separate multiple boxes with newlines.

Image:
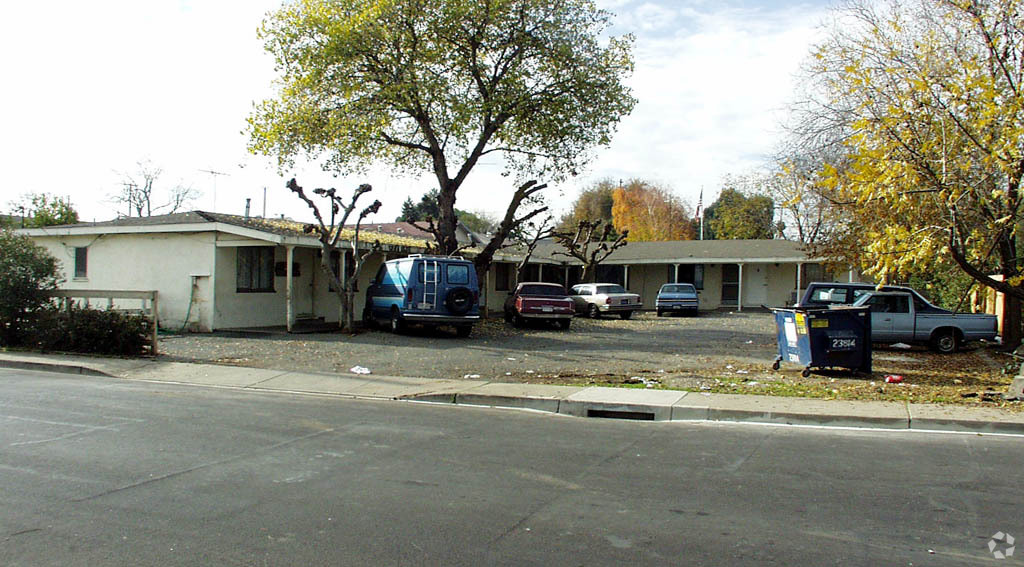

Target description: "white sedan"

left=570, top=283, right=642, bottom=319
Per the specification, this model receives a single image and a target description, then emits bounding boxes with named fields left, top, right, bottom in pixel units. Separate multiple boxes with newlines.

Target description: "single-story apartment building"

left=19, top=211, right=846, bottom=332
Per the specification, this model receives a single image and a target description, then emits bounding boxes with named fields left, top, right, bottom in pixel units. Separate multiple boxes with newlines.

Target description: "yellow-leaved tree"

left=800, top=0, right=1024, bottom=347
left=610, top=180, right=695, bottom=241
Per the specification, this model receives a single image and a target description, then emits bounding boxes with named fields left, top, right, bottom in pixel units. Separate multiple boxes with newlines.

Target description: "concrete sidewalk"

left=3, top=351, right=1023, bottom=434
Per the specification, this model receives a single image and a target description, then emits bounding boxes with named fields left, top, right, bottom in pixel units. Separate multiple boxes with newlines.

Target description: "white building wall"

left=31, top=232, right=217, bottom=331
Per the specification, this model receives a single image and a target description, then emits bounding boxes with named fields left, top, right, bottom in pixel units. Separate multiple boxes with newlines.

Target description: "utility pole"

left=199, top=169, right=228, bottom=213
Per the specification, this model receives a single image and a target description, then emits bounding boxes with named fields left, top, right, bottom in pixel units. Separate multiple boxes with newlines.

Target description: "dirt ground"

left=158, top=310, right=1020, bottom=408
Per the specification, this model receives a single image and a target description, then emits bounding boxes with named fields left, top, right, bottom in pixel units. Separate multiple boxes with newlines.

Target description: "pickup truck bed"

left=852, top=291, right=997, bottom=353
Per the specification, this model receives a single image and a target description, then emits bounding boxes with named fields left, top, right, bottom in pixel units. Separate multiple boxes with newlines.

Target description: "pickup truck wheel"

left=619, top=311, right=633, bottom=320
left=389, top=309, right=405, bottom=334
left=931, top=330, right=959, bottom=353
left=588, top=304, right=601, bottom=319
left=512, top=313, right=526, bottom=328
left=557, top=318, right=571, bottom=330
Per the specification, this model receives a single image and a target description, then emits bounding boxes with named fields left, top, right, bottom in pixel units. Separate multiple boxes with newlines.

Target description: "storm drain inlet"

left=586, top=409, right=655, bottom=421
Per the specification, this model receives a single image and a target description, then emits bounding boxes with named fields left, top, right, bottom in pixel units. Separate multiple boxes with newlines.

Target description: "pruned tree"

left=796, top=0, right=1024, bottom=346
left=504, top=214, right=555, bottom=285
left=113, top=161, right=199, bottom=217
left=249, top=0, right=636, bottom=279
left=286, top=178, right=381, bottom=332
left=552, top=220, right=628, bottom=283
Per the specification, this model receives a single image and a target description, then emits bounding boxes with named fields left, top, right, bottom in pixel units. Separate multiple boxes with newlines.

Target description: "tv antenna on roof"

left=199, top=169, right=228, bottom=212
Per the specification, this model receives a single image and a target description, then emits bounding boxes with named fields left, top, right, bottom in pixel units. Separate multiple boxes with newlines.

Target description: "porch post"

left=340, top=249, right=348, bottom=325
left=737, top=263, right=744, bottom=312
left=286, top=245, right=295, bottom=332
left=796, top=262, right=804, bottom=301
left=483, top=267, right=490, bottom=318
left=624, top=265, right=630, bottom=288
left=538, top=263, right=544, bottom=282
left=673, top=263, right=680, bottom=283
left=564, top=265, right=569, bottom=285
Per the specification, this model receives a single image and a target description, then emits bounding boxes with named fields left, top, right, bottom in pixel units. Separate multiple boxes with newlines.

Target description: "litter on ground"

left=349, top=366, right=371, bottom=375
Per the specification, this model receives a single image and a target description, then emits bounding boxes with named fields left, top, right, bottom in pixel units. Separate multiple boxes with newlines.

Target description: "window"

left=74, top=247, right=88, bottom=279
left=237, top=247, right=275, bottom=293
left=669, top=264, right=705, bottom=290
left=495, top=263, right=512, bottom=291
left=447, top=264, right=470, bottom=285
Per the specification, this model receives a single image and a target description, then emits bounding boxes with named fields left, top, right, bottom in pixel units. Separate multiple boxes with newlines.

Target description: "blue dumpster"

left=771, top=306, right=872, bottom=376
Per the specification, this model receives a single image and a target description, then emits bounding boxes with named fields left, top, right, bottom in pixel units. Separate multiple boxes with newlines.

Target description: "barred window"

left=237, top=247, right=275, bottom=293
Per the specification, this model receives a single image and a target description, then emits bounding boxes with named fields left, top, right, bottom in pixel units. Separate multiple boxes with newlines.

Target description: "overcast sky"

left=0, top=0, right=833, bottom=225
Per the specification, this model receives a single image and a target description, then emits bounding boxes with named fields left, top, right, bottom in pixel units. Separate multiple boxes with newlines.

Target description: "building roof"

left=18, top=211, right=432, bottom=249
left=19, top=212, right=819, bottom=264
left=530, top=238, right=817, bottom=264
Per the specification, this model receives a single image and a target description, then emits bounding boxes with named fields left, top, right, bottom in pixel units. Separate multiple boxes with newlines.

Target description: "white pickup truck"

left=851, top=291, right=998, bottom=353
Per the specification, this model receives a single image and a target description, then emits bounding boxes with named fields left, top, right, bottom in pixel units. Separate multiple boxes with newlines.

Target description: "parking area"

left=159, top=310, right=1014, bottom=406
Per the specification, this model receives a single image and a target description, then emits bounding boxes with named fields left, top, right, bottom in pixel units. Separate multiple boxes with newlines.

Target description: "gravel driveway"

left=160, top=311, right=780, bottom=383
left=158, top=310, right=1010, bottom=405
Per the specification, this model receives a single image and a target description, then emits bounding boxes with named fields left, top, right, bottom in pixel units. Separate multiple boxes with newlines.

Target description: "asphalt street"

left=1, top=368, right=1020, bottom=566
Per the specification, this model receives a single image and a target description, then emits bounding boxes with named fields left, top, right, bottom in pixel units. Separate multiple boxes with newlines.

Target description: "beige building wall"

left=32, top=231, right=217, bottom=331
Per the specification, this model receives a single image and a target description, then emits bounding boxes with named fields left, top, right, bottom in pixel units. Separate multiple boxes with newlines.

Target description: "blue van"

left=363, top=255, right=481, bottom=337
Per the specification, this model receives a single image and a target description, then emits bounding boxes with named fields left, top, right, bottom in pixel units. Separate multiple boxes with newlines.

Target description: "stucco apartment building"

left=20, top=211, right=836, bottom=332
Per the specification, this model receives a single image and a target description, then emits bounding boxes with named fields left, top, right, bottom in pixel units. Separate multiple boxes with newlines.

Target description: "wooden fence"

left=50, top=290, right=159, bottom=355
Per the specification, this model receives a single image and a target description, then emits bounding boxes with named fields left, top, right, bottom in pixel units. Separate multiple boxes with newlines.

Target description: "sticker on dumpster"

left=785, top=320, right=799, bottom=346
left=811, top=318, right=829, bottom=328
left=795, top=313, right=807, bottom=333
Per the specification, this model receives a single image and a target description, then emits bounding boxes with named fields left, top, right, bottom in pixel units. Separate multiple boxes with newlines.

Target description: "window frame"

left=236, top=246, right=276, bottom=293
left=73, top=247, right=88, bottom=279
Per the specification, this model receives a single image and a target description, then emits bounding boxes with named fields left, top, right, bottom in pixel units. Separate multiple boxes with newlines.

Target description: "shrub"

left=25, top=304, right=151, bottom=356
left=0, top=229, right=61, bottom=345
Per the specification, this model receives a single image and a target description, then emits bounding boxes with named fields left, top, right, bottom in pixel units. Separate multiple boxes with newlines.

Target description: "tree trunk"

left=437, top=182, right=460, bottom=255
left=1003, top=293, right=1022, bottom=350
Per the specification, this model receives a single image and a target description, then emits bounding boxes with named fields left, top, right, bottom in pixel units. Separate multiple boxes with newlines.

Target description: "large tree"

left=8, top=193, right=79, bottom=227
left=704, top=187, right=776, bottom=240
left=249, top=0, right=635, bottom=277
left=558, top=179, right=617, bottom=233
left=610, top=179, right=695, bottom=241
left=112, top=160, right=199, bottom=218
left=800, top=0, right=1024, bottom=346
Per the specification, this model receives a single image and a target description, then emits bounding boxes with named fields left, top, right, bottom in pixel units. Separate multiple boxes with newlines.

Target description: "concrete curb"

left=3, top=354, right=1023, bottom=435
left=0, top=358, right=112, bottom=377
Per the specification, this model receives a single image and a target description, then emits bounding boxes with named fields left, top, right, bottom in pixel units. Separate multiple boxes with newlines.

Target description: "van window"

left=447, top=264, right=470, bottom=285
left=418, top=262, right=438, bottom=284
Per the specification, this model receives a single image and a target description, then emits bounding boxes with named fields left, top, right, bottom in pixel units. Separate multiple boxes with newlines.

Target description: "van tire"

left=389, top=309, right=405, bottom=334
left=446, top=287, right=474, bottom=315
left=362, top=307, right=375, bottom=329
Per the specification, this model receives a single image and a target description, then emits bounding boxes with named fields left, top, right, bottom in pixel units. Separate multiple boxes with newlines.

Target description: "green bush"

left=0, top=229, right=61, bottom=345
left=25, top=304, right=151, bottom=356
